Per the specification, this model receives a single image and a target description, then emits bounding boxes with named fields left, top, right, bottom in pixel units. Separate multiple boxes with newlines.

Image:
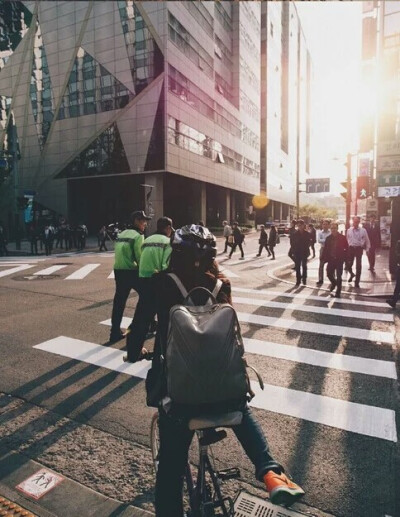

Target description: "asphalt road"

left=0, top=233, right=398, bottom=517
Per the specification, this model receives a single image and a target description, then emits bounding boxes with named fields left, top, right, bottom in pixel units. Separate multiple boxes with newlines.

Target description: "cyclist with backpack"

left=149, top=224, right=304, bottom=516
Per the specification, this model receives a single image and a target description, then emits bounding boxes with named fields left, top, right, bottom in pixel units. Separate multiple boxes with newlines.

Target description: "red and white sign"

left=16, top=468, right=63, bottom=500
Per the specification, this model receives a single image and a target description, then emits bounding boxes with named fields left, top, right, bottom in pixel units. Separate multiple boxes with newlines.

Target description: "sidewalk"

left=3, top=236, right=112, bottom=257
left=271, top=247, right=395, bottom=298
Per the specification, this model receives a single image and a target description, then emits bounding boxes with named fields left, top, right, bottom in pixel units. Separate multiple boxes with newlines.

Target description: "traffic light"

left=356, top=175, right=371, bottom=199
left=340, top=181, right=350, bottom=201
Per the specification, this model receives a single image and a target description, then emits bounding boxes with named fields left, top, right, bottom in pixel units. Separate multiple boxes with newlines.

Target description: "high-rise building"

left=0, top=1, right=311, bottom=234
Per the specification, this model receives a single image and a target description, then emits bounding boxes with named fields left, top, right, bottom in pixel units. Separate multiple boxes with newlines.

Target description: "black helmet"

left=172, top=224, right=217, bottom=259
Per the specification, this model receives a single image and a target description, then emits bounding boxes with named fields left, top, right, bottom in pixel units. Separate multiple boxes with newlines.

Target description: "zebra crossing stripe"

left=233, top=287, right=390, bottom=308
left=100, top=314, right=394, bottom=345
left=219, top=267, right=239, bottom=278
left=237, top=311, right=394, bottom=344
left=249, top=382, right=397, bottom=442
left=65, top=264, right=100, bottom=280
left=234, top=296, right=393, bottom=322
left=34, top=265, right=67, bottom=276
left=108, top=271, right=114, bottom=279
left=32, top=336, right=397, bottom=442
left=33, top=336, right=150, bottom=378
left=243, top=338, right=397, bottom=379
left=0, top=264, right=34, bottom=278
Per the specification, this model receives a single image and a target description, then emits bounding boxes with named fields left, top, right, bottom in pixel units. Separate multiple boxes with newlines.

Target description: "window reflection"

left=118, top=0, right=163, bottom=93
left=57, top=48, right=134, bottom=120
left=56, top=122, right=130, bottom=178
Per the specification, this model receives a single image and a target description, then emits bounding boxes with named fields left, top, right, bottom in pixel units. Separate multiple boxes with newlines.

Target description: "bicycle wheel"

left=150, top=412, right=160, bottom=474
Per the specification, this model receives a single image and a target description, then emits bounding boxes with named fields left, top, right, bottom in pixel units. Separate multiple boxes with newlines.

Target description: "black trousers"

left=229, top=242, right=244, bottom=258
left=126, top=277, right=156, bottom=361
left=326, top=259, right=344, bottom=294
left=110, top=269, right=140, bottom=336
left=347, top=246, right=363, bottom=283
left=392, top=265, right=400, bottom=303
left=367, top=246, right=377, bottom=270
left=294, top=256, right=307, bottom=283
left=258, top=243, right=270, bottom=256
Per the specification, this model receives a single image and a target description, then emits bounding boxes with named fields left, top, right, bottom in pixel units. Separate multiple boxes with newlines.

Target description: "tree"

left=299, top=203, right=337, bottom=222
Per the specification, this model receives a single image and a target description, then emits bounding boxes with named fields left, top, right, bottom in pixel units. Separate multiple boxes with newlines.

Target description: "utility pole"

left=345, top=153, right=352, bottom=230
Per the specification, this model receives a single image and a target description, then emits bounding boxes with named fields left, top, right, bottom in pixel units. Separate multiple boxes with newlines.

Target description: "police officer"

left=124, top=216, right=174, bottom=362
left=109, top=210, right=151, bottom=343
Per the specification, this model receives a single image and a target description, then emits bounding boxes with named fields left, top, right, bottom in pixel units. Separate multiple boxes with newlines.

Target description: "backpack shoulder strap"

left=212, top=279, right=223, bottom=298
left=168, top=273, right=188, bottom=298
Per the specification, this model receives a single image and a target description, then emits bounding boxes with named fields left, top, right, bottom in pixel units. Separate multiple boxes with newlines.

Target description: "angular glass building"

left=0, top=1, right=311, bottom=233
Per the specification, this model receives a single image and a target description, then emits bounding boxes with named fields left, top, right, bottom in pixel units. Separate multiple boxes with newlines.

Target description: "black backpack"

left=159, top=273, right=263, bottom=416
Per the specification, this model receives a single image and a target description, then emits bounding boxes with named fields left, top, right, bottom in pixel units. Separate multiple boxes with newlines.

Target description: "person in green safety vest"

left=124, top=216, right=174, bottom=362
left=109, top=210, right=151, bottom=343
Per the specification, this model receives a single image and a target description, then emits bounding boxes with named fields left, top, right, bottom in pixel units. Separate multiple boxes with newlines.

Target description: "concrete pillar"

left=279, top=202, right=283, bottom=221
left=226, top=190, right=231, bottom=222
left=200, top=181, right=206, bottom=224
left=144, top=172, right=164, bottom=233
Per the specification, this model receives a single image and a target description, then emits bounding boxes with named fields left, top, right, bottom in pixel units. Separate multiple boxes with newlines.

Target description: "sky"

left=295, top=1, right=363, bottom=193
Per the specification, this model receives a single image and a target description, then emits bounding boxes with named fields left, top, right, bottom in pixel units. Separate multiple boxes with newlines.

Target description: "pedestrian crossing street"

left=32, top=284, right=397, bottom=443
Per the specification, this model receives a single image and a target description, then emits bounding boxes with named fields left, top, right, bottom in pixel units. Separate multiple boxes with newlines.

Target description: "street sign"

left=378, top=186, right=400, bottom=197
left=16, top=468, right=63, bottom=500
left=306, top=178, right=330, bottom=193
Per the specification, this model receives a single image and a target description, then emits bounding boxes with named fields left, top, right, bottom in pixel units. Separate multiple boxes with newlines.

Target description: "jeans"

left=126, top=277, right=156, bottom=361
left=155, top=406, right=282, bottom=517
left=294, top=256, right=307, bottom=283
left=110, top=269, right=140, bottom=335
left=347, top=246, right=363, bottom=283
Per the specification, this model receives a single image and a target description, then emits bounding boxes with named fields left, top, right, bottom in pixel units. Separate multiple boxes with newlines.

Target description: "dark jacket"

left=321, top=233, right=348, bottom=263
left=364, top=222, right=381, bottom=248
left=232, top=226, right=244, bottom=245
left=268, top=226, right=277, bottom=247
left=291, top=230, right=311, bottom=259
left=259, top=228, right=268, bottom=244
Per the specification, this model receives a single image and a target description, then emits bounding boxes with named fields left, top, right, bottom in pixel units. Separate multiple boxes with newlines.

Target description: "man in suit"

left=364, top=214, right=381, bottom=273
left=43, top=225, right=54, bottom=256
left=291, top=219, right=311, bottom=286
left=321, top=221, right=349, bottom=298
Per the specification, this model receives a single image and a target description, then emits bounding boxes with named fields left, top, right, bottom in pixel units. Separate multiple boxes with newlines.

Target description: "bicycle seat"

left=188, top=411, right=243, bottom=431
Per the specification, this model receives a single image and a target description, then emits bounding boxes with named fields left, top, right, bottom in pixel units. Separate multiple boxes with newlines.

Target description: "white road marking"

left=232, top=287, right=390, bottom=309
left=0, top=264, right=34, bottom=278
left=233, top=296, right=393, bottom=322
left=33, top=336, right=397, bottom=442
left=243, top=338, right=397, bottom=379
left=250, top=381, right=397, bottom=442
left=65, top=264, right=100, bottom=280
left=100, top=314, right=394, bottom=344
left=34, top=265, right=67, bottom=276
left=108, top=270, right=115, bottom=279
left=237, top=311, right=394, bottom=344
left=219, top=267, right=239, bottom=278
left=33, top=336, right=151, bottom=378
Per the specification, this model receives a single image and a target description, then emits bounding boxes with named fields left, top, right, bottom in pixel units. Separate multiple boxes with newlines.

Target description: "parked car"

left=270, top=221, right=290, bottom=235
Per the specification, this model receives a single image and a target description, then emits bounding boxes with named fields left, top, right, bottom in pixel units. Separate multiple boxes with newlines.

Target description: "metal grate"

left=234, top=491, right=306, bottom=517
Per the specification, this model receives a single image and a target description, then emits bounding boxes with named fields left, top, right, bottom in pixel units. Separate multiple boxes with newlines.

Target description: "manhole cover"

left=13, top=275, right=60, bottom=281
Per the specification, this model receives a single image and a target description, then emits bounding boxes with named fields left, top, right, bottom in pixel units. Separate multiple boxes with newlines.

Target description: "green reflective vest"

left=113, top=229, right=144, bottom=270
left=139, top=233, right=172, bottom=278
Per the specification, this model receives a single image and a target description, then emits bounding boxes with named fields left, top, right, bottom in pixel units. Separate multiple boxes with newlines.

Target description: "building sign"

left=377, top=156, right=400, bottom=172
left=306, top=178, right=330, bottom=193
left=378, top=172, right=400, bottom=186
left=378, top=186, right=400, bottom=197
left=16, top=469, right=63, bottom=500
left=358, top=157, right=371, bottom=176
left=378, top=140, right=400, bottom=156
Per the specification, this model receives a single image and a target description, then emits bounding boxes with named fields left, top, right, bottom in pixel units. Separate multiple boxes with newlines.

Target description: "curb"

left=0, top=447, right=153, bottom=517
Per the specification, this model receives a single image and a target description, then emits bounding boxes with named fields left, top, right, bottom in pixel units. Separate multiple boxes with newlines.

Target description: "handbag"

left=228, top=235, right=234, bottom=244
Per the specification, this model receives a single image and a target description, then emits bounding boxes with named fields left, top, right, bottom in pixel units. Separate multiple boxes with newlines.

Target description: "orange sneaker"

left=263, top=471, right=305, bottom=507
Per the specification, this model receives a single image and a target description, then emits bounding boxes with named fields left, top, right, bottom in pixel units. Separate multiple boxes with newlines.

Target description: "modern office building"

left=0, top=1, right=311, bottom=234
